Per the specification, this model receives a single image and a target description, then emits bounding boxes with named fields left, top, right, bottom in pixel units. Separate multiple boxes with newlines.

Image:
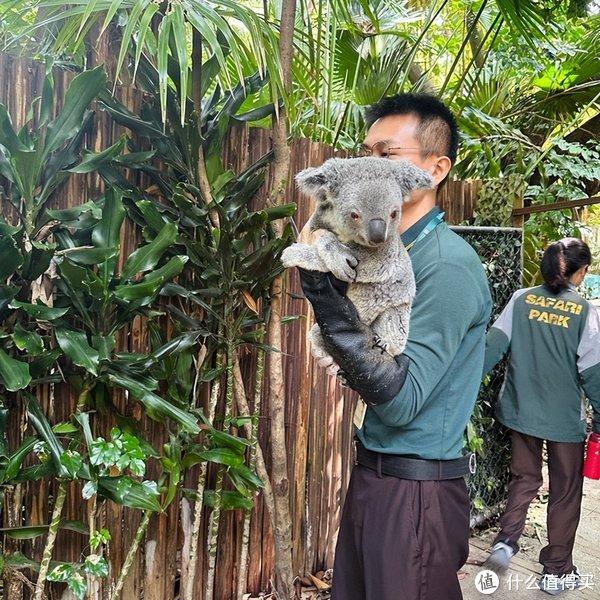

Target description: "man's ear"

left=428, top=156, right=452, bottom=187
left=295, top=166, right=328, bottom=201
left=392, top=160, right=434, bottom=201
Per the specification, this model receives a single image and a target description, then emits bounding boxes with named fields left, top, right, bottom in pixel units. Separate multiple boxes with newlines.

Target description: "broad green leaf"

left=0, top=349, right=31, bottom=391
left=135, top=199, right=168, bottom=234
left=0, top=235, right=23, bottom=280
left=82, top=480, right=97, bottom=499
left=9, top=300, right=68, bottom=321
left=67, top=135, right=126, bottom=173
left=100, top=0, right=125, bottom=35
left=0, top=103, right=27, bottom=154
left=113, top=0, right=150, bottom=96
left=208, top=429, right=251, bottom=455
left=203, top=489, right=253, bottom=511
left=0, top=218, right=21, bottom=237
left=197, top=447, right=243, bottom=468
left=97, top=475, right=162, bottom=512
left=98, top=92, right=167, bottom=139
left=59, top=449, right=83, bottom=478
left=45, top=200, right=102, bottom=224
left=0, top=284, right=17, bottom=315
left=42, top=67, right=107, bottom=160
left=29, top=348, right=62, bottom=378
left=56, top=259, right=94, bottom=326
left=108, top=373, right=199, bottom=434
left=26, top=393, right=68, bottom=477
left=172, top=3, right=189, bottom=124
left=52, top=422, right=79, bottom=434
left=92, top=334, right=115, bottom=361
left=133, top=4, right=160, bottom=81
left=0, top=519, right=87, bottom=539
left=127, top=331, right=202, bottom=370
left=229, top=462, right=263, bottom=489
left=156, top=11, right=171, bottom=124
left=55, top=329, right=99, bottom=376
left=114, top=256, right=188, bottom=303
left=83, top=554, right=108, bottom=577
left=12, top=323, right=44, bottom=355
left=92, top=190, right=125, bottom=249
left=0, top=436, right=37, bottom=484
left=120, top=222, right=178, bottom=280
left=21, top=241, right=55, bottom=281
left=93, top=189, right=125, bottom=283
left=58, top=246, right=117, bottom=265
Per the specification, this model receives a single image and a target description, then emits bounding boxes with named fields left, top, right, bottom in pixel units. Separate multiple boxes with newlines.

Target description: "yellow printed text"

left=528, top=308, right=570, bottom=328
left=525, top=294, right=582, bottom=315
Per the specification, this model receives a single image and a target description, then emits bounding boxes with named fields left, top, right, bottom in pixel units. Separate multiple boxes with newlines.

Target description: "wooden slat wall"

left=0, top=53, right=483, bottom=599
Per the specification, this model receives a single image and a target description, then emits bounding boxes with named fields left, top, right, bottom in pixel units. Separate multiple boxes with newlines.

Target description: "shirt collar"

left=401, top=206, right=443, bottom=247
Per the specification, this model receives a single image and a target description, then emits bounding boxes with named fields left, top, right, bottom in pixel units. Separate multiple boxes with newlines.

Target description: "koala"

left=281, top=157, right=433, bottom=376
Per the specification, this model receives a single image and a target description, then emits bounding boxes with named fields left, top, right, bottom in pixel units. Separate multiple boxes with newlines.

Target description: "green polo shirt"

left=484, top=285, right=600, bottom=442
left=356, top=207, right=493, bottom=459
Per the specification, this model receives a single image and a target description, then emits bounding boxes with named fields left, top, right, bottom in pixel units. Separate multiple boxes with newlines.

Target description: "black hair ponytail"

left=540, top=238, right=591, bottom=294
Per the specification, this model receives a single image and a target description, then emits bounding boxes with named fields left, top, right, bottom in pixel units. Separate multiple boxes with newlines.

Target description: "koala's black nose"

left=367, top=219, right=387, bottom=244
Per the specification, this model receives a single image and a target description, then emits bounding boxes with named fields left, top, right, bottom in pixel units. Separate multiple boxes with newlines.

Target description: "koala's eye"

left=350, top=211, right=360, bottom=221
left=390, top=210, right=398, bottom=219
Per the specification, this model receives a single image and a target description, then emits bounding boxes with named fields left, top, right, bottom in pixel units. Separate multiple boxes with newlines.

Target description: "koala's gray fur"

left=281, top=157, right=433, bottom=375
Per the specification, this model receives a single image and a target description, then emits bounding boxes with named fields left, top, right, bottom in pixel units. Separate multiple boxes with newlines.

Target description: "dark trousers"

left=493, top=430, right=585, bottom=575
left=331, top=463, right=470, bottom=600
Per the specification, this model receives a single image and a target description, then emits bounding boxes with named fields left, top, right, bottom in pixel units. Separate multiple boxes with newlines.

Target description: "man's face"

left=362, top=113, right=450, bottom=199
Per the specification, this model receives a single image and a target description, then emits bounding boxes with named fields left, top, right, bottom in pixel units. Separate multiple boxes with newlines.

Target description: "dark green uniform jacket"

left=484, top=284, right=600, bottom=442
left=356, top=207, right=493, bottom=460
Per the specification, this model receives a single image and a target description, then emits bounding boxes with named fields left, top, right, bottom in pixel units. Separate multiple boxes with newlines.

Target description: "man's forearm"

left=298, top=268, right=409, bottom=405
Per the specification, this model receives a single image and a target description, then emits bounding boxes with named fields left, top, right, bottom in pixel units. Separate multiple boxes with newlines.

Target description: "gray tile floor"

left=461, top=479, right=600, bottom=599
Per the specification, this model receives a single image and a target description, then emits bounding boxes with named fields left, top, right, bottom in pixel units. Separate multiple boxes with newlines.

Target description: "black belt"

left=355, top=441, right=476, bottom=481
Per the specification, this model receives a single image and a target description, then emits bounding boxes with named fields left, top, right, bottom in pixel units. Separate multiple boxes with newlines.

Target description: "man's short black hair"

left=364, top=93, right=459, bottom=165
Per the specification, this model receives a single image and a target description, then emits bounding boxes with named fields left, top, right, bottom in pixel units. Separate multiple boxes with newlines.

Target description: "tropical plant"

left=0, top=0, right=283, bottom=125
left=0, top=61, right=266, bottom=599
left=95, top=43, right=296, bottom=596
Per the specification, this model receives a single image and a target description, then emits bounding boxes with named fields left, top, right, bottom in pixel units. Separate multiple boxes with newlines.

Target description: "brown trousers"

left=331, top=463, right=470, bottom=600
left=493, top=430, right=585, bottom=575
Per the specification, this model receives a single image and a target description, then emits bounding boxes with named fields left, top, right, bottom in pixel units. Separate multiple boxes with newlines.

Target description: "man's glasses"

left=356, top=140, right=420, bottom=159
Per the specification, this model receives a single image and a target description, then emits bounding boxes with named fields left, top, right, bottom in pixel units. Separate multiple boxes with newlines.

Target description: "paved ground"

left=461, top=479, right=600, bottom=599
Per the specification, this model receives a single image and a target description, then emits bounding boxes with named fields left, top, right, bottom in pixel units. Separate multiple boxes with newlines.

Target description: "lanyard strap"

left=404, top=211, right=445, bottom=251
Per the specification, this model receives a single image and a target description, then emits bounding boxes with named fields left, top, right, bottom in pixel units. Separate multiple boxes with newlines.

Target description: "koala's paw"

left=281, top=243, right=326, bottom=272
left=315, top=236, right=358, bottom=282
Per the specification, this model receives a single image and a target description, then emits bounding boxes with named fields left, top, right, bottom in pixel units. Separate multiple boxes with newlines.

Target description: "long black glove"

left=298, top=268, right=410, bottom=405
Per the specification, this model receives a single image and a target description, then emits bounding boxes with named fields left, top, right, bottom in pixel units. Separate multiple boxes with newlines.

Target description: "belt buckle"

left=469, top=452, right=477, bottom=474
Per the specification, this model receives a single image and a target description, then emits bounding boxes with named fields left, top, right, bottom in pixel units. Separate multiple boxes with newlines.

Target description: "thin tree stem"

left=205, top=325, right=235, bottom=600
left=108, top=509, right=152, bottom=600
left=184, top=328, right=225, bottom=600
left=236, top=348, right=265, bottom=599
left=34, top=480, right=67, bottom=600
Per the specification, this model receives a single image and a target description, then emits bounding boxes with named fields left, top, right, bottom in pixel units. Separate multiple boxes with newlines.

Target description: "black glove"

left=298, top=268, right=410, bottom=405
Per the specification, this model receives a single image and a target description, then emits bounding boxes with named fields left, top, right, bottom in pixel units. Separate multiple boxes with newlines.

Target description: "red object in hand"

left=583, top=432, right=600, bottom=480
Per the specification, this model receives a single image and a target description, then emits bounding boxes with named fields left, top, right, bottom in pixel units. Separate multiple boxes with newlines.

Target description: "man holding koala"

left=297, top=94, right=492, bottom=600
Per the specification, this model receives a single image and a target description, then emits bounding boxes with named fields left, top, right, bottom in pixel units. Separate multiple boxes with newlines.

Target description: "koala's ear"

left=295, top=166, right=328, bottom=200
left=393, top=162, right=434, bottom=201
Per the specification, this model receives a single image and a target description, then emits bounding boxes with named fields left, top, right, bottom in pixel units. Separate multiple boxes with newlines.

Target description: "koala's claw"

left=315, top=237, right=358, bottom=283
left=346, top=255, right=358, bottom=269
left=372, top=335, right=388, bottom=355
left=336, top=370, right=350, bottom=388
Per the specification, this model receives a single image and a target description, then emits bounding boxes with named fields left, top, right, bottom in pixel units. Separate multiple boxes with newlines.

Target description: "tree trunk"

left=264, top=0, right=297, bottom=597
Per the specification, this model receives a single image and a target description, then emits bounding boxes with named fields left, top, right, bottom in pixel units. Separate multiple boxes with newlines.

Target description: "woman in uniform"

left=482, top=238, right=600, bottom=596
